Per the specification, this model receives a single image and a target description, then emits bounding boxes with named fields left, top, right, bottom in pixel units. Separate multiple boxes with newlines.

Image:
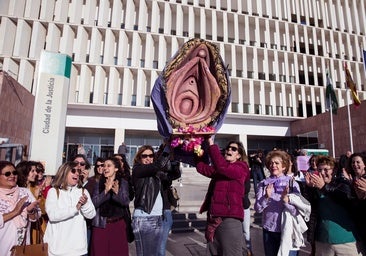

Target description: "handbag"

left=11, top=212, right=48, bottom=256
left=167, top=185, right=180, bottom=209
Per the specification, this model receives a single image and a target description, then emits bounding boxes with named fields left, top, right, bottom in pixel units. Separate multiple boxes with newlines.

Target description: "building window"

left=265, top=105, right=273, bottom=115
left=140, top=59, right=145, bottom=68
left=127, top=58, right=132, bottom=66
left=145, top=95, right=150, bottom=107
left=287, top=107, right=293, bottom=116
left=276, top=106, right=283, bottom=116
left=247, top=71, right=254, bottom=78
left=258, top=72, right=265, bottom=80
left=131, top=95, right=136, bottom=106
left=279, top=75, right=286, bottom=82
left=118, top=93, right=122, bottom=105
left=231, top=102, right=238, bottom=113
left=269, top=74, right=276, bottom=81
left=153, top=61, right=158, bottom=69
left=254, top=104, right=262, bottom=114
left=243, top=103, right=250, bottom=113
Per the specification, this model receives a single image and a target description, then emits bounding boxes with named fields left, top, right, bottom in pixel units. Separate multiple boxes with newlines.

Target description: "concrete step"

left=171, top=212, right=206, bottom=233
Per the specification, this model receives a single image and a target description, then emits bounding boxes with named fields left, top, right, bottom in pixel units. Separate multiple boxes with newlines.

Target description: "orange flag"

left=344, top=62, right=361, bottom=106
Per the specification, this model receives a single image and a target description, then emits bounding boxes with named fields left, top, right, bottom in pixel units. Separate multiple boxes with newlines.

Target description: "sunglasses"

left=141, top=154, right=154, bottom=159
left=1, top=170, right=18, bottom=177
left=36, top=168, right=44, bottom=174
left=96, top=164, right=105, bottom=168
left=70, top=168, right=80, bottom=174
left=226, top=146, right=238, bottom=152
left=74, top=161, right=86, bottom=166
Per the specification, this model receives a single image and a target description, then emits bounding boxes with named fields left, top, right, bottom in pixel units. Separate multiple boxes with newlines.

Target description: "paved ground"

left=128, top=214, right=311, bottom=256
left=128, top=167, right=312, bottom=256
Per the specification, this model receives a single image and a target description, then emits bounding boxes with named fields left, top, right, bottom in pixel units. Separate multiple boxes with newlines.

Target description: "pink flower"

left=170, top=126, right=215, bottom=156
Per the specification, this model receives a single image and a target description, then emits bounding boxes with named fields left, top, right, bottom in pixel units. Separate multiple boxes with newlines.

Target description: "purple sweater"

left=254, top=174, right=300, bottom=232
left=196, top=144, right=250, bottom=221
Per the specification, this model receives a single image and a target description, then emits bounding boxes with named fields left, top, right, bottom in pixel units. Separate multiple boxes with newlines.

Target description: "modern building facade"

left=0, top=0, right=365, bottom=164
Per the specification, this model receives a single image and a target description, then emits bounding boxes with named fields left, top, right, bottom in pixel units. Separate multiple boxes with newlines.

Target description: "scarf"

left=0, top=186, right=28, bottom=228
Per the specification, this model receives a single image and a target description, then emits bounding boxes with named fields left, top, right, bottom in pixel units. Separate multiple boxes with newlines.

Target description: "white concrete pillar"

left=239, top=133, right=248, bottom=154
left=114, top=128, right=126, bottom=153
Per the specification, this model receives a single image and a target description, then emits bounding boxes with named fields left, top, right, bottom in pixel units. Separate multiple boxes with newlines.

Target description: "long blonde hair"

left=52, top=162, right=82, bottom=190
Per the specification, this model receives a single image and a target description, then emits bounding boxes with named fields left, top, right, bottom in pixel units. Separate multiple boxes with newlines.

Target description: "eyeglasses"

left=70, top=168, right=80, bottom=174
left=1, top=170, right=18, bottom=177
left=141, top=154, right=154, bottom=159
left=74, top=161, right=86, bottom=166
left=96, top=164, right=105, bottom=168
left=318, top=168, right=332, bottom=172
left=226, top=146, right=238, bottom=152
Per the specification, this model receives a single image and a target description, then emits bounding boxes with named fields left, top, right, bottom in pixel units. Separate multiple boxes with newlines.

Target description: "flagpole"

left=343, top=58, right=355, bottom=153
left=346, top=90, right=354, bottom=152
left=326, top=58, right=336, bottom=157
left=329, top=97, right=335, bottom=157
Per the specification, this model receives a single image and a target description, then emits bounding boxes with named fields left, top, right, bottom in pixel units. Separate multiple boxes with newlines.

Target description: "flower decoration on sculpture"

left=170, top=125, right=215, bottom=156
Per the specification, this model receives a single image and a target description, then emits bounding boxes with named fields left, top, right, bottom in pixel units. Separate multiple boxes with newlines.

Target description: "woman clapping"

left=44, top=162, right=96, bottom=256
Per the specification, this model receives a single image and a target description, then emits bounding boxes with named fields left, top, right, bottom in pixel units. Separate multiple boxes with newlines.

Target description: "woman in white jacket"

left=44, top=162, right=96, bottom=256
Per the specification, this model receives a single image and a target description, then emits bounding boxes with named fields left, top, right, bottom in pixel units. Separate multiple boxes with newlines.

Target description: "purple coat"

left=196, top=144, right=250, bottom=221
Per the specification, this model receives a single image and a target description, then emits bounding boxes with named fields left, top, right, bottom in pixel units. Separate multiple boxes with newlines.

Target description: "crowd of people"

left=0, top=142, right=181, bottom=256
left=251, top=149, right=366, bottom=256
left=1, top=138, right=366, bottom=256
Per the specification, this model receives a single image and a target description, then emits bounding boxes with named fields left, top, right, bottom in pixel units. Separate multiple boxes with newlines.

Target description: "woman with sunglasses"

left=0, top=161, right=40, bottom=256
left=90, top=157, right=130, bottom=255
left=44, top=162, right=96, bottom=256
left=72, top=154, right=91, bottom=187
left=196, top=138, right=250, bottom=256
left=131, top=145, right=170, bottom=256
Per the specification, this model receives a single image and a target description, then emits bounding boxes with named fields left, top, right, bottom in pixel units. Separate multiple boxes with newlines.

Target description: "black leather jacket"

left=132, top=153, right=170, bottom=214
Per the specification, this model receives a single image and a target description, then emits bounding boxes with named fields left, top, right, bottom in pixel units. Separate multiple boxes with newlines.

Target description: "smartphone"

left=313, top=170, right=319, bottom=176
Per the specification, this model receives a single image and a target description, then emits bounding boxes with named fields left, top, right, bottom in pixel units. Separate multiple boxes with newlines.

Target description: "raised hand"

left=112, top=180, right=119, bottom=194
left=105, top=178, right=114, bottom=193
left=76, top=193, right=88, bottom=210
left=265, top=183, right=274, bottom=199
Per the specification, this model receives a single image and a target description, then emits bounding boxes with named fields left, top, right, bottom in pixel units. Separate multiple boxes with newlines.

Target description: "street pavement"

left=128, top=167, right=312, bottom=256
